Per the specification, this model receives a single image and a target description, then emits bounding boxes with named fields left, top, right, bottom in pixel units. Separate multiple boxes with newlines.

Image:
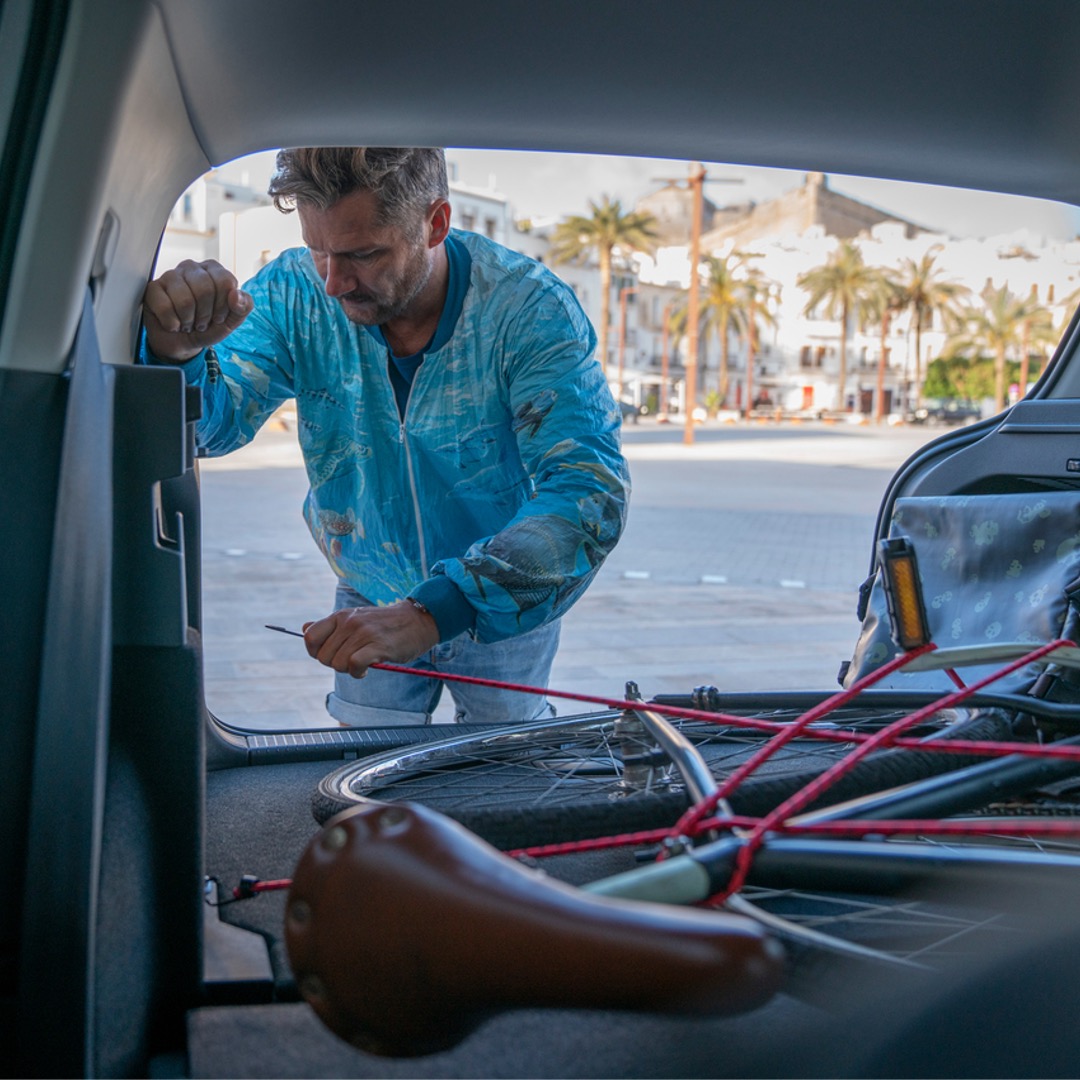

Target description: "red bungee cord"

left=235, top=632, right=1080, bottom=902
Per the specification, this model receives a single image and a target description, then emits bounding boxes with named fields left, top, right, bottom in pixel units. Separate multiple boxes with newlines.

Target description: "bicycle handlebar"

left=285, top=800, right=785, bottom=1057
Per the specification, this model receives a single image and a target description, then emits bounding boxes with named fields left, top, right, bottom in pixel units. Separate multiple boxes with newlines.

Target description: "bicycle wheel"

left=313, top=704, right=1014, bottom=849
left=314, top=702, right=1080, bottom=997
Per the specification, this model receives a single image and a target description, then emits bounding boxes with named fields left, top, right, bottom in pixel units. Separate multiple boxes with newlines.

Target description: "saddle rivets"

left=322, top=825, right=348, bottom=851
left=378, top=806, right=410, bottom=834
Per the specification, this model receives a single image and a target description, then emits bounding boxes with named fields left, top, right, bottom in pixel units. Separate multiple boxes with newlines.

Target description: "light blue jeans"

left=325, top=584, right=560, bottom=726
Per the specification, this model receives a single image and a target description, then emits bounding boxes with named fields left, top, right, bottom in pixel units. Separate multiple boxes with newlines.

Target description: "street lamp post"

left=660, top=300, right=674, bottom=422
left=617, top=285, right=638, bottom=401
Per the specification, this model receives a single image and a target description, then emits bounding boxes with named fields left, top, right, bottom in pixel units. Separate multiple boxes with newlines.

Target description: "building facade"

left=628, top=174, right=1080, bottom=417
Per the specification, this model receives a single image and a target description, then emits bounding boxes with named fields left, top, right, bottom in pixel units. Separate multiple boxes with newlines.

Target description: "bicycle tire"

left=313, top=705, right=1080, bottom=989
left=313, top=705, right=1014, bottom=849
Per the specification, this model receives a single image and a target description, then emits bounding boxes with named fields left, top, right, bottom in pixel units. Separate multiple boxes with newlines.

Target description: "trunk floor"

left=187, top=996, right=823, bottom=1078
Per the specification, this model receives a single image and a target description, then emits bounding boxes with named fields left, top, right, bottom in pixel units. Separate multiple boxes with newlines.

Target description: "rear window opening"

left=185, top=149, right=1080, bottom=732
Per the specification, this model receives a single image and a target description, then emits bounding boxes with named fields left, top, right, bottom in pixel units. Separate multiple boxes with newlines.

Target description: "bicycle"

left=282, top=635, right=1080, bottom=1058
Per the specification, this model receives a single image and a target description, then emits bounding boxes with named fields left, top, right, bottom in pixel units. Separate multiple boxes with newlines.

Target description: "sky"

left=446, top=148, right=1080, bottom=242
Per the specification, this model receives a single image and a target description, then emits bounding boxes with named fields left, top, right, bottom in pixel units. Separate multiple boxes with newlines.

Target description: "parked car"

left=907, top=397, right=983, bottom=425
left=6, top=2, right=1080, bottom=1077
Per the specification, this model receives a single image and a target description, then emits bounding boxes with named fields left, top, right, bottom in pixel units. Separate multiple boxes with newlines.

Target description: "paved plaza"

left=199, top=419, right=940, bottom=729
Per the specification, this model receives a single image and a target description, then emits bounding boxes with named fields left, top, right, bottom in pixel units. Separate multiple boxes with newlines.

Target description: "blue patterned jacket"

left=176, top=230, right=630, bottom=643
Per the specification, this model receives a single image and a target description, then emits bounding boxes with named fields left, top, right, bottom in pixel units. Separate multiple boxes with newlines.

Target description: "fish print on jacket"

left=513, top=389, right=558, bottom=437
left=456, top=515, right=595, bottom=619
left=316, top=506, right=364, bottom=556
left=176, top=230, right=630, bottom=643
left=578, top=490, right=624, bottom=546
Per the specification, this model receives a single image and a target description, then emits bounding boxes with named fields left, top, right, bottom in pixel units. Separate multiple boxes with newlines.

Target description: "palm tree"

left=550, top=196, right=657, bottom=376
left=944, top=284, right=1055, bottom=413
left=862, top=267, right=904, bottom=423
left=895, top=249, right=969, bottom=407
left=797, top=240, right=880, bottom=411
left=669, top=249, right=757, bottom=405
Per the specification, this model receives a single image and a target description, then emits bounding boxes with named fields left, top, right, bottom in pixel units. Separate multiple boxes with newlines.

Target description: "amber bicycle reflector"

left=877, top=537, right=932, bottom=651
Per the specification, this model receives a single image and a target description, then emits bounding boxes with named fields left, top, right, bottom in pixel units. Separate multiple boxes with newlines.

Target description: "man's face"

left=300, top=189, right=434, bottom=326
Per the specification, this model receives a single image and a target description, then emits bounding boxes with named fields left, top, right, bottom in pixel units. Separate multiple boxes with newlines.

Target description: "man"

left=143, top=147, right=630, bottom=726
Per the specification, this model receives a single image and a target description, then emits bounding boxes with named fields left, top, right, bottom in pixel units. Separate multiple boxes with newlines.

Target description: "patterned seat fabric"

left=843, top=492, right=1080, bottom=694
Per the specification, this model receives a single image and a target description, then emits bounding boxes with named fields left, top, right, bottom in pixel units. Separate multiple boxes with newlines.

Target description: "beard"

left=337, top=243, right=433, bottom=327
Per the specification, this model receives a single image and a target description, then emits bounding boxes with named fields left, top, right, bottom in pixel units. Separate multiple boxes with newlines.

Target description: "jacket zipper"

left=400, top=418, right=429, bottom=578
left=390, top=348, right=430, bottom=579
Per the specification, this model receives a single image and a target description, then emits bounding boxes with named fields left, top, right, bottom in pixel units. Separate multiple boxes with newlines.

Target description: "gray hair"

left=268, top=147, right=448, bottom=229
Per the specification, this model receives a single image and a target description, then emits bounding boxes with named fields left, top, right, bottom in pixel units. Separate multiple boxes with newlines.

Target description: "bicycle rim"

left=313, top=705, right=1012, bottom=848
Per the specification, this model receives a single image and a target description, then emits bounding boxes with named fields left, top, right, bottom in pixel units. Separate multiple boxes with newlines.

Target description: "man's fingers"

left=303, top=603, right=439, bottom=678
left=163, top=261, right=220, bottom=330
left=346, top=644, right=384, bottom=679
left=307, top=608, right=393, bottom=676
left=199, top=261, right=239, bottom=326
left=143, top=273, right=193, bottom=333
left=321, top=625, right=379, bottom=674
left=141, top=259, right=250, bottom=361
left=305, top=610, right=369, bottom=672
left=224, top=288, right=253, bottom=330
left=302, top=614, right=337, bottom=655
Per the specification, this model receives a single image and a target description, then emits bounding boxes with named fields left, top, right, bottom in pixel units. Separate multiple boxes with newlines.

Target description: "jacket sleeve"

left=430, top=284, right=631, bottom=643
left=171, top=268, right=297, bottom=456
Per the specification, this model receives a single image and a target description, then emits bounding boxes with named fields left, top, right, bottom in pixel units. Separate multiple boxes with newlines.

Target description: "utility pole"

left=649, top=164, right=742, bottom=442
left=660, top=300, right=674, bottom=422
left=684, top=162, right=705, bottom=446
left=875, top=307, right=891, bottom=424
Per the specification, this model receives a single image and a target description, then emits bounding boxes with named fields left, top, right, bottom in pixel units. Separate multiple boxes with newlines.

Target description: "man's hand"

left=303, top=601, right=440, bottom=679
left=142, top=259, right=253, bottom=362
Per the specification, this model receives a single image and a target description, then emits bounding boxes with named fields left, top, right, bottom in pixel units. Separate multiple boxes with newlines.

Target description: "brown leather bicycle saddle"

left=285, top=799, right=785, bottom=1057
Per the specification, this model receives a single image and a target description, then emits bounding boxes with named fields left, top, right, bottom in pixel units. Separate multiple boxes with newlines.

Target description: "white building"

left=156, top=170, right=272, bottom=272
left=626, top=174, right=1080, bottom=417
